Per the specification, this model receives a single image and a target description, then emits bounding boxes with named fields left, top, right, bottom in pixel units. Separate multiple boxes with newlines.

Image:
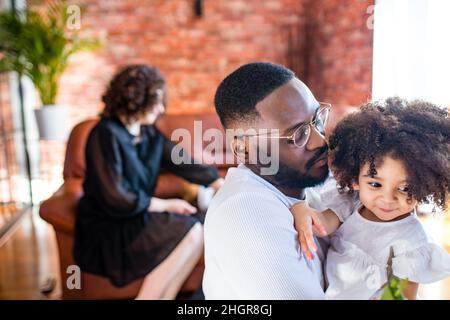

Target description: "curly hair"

left=101, top=64, right=166, bottom=123
left=329, top=97, right=450, bottom=209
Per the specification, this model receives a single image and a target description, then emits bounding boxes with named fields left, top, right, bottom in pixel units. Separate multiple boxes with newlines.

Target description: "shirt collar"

left=231, top=164, right=304, bottom=207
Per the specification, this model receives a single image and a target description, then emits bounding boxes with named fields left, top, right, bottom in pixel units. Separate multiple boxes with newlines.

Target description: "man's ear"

left=231, top=138, right=248, bottom=163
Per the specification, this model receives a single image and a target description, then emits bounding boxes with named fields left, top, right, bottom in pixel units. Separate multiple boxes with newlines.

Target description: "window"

left=372, top=0, right=450, bottom=107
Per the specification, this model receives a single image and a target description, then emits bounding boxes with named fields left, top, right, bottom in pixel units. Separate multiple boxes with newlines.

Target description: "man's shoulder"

left=204, top=166, right=295, bottom=236
left=207, top=187, right=281, bottom=221
left=204, top=181, right=293, bottom=242
left=210, top=167, right=292, bottom=208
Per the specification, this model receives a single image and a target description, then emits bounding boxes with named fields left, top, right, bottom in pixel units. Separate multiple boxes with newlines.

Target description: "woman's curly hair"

left=329, top=97, right=450, bottom=209
left=101, top=64, right=166, bottom=123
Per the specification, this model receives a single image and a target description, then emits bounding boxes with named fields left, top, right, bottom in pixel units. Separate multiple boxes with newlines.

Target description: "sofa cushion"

left=39, top=178, right=83, bottom=234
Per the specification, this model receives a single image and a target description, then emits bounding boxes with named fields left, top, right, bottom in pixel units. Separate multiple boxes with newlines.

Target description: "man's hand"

left=290, top=202, right=327, bottom=261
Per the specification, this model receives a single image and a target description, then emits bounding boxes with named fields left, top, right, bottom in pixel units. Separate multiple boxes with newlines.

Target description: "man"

left=203, top=62, right=334, bottom=299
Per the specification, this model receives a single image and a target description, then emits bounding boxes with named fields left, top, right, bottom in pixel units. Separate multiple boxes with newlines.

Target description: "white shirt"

left=317, top=178, right=450, bottom=299
left=203, top=164, right=329, bottom=300
left=325, top=203, right=450, bottom=300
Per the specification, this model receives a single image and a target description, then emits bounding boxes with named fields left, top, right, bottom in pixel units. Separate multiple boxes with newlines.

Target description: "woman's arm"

left=160, top=133, right=221, bottom=186
left=208, top=177, right=225, bottom=193
left=290, top=202, right=341, bottom=260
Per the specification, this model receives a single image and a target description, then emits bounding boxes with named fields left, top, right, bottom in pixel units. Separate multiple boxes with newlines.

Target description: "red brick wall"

left=306, top=0, right=374, bottom=107
left=27, top=0, right=373, bottom=127
left=0, top=0, right=374, bottom=198
left=33, top=0, right=308, bottom=129
left=0, top=73, right=17, bottom=202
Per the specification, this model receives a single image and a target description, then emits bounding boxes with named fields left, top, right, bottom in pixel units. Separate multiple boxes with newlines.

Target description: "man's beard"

left=269, top=146, right=329, bottom=189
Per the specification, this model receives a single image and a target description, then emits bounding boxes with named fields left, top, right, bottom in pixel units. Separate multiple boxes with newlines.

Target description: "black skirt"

left=74, top=199, right=205, bottom=287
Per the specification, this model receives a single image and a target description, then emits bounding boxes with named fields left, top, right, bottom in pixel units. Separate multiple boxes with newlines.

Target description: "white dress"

left=319, top=179, right=450, bottom=300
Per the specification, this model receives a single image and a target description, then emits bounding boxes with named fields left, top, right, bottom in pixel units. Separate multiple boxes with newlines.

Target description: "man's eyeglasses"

left=234, top=102, right=331, bottom=148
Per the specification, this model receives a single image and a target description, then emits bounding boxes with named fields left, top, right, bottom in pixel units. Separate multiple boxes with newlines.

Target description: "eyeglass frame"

left=233, top=102, right=332, bottom=148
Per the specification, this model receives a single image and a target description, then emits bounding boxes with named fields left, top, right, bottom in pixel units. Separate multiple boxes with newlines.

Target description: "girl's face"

left=353, top=156, right=417, bottom=221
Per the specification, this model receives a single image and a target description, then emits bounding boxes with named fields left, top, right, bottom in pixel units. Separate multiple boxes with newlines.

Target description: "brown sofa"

left=39, top=105, right=355, bottom=299
left=39, top=112, right=234, bottom=299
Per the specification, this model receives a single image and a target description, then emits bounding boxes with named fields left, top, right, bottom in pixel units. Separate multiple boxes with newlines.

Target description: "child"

left=291, top=97, right=450, bottom=300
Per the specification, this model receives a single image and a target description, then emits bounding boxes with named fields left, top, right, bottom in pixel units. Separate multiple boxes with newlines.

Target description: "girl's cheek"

left=405, top=196, right=417, bottom=206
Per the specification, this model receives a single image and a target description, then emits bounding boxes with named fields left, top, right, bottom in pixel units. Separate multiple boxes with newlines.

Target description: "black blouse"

left=80, top=117, right=220, bottom=219
left=74, top=117, right=220, bottom=286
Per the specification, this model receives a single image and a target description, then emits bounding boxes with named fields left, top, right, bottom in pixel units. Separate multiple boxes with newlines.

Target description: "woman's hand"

left=290, top=202, right=327, bottom=261
left=164, top=199, right=197, bottom=215
left=149, top=198, right=197, bottom=215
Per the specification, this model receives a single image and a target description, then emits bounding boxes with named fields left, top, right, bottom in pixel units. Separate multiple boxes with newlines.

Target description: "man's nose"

left=305, top=125, right=327, bottom=151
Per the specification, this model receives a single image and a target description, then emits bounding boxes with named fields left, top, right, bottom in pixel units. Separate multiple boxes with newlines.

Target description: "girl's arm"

left=290, top=202, right=342, bottom=261
left=403, top=281, right=419, bottom=300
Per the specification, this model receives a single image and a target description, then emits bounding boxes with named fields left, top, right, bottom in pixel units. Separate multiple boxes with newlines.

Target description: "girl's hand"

left=403, top=281, right=419, bottom=300
left=149, top=198, right=197, bottom=215
left=290, top=202, right=328, bottom=261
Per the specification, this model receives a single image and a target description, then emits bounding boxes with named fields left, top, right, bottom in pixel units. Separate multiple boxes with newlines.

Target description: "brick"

left=23, top=0, right=372, bottom=118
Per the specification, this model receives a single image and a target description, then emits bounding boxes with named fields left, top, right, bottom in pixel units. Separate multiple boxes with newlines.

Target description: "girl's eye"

left=368, top=182, right=382, bottom=188
left=398, top=186, right=410, bottom=194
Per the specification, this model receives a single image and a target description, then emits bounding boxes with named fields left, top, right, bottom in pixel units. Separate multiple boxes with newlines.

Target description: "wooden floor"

left=0, top=207, right=61, bottom=299
left=0, top=208, right=449, bottom=300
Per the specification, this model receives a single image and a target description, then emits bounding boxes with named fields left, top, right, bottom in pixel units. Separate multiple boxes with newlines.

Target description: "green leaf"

left=0, top=0, right=101, bottom=106
left=380, top=276, right=408, bottom=300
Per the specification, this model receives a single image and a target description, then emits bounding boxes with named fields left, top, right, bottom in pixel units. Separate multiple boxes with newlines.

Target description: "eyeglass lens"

left=293, top=107, right=329, bottom=147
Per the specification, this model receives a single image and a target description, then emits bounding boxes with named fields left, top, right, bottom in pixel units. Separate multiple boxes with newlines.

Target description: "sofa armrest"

left=39, top=178, right=84, bottom=234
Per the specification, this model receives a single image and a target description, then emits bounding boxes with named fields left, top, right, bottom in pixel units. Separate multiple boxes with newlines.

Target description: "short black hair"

left=329, top=97, right=450, bottom=209
left=214, top=62, right=295, bottom=128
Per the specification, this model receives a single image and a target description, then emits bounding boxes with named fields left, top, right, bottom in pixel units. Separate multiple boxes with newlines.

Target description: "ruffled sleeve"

left=392, top=242, right=450, bottom=283
left=316, top=176, right=358, bottom=222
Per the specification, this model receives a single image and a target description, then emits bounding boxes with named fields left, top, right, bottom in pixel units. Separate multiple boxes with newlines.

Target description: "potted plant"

left=0, top=1, right=99, bottom=140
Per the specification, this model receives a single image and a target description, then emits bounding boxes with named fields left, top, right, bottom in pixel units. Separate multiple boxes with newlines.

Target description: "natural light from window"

left=372, top=0, right=450, bottom=107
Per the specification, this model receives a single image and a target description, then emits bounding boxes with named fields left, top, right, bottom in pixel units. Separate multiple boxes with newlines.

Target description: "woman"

left=74, top=65, right=223, bottom=299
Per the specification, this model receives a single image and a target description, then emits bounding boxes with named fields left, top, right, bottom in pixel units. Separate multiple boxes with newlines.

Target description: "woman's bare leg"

left=135, top=222, right=203, bottom=300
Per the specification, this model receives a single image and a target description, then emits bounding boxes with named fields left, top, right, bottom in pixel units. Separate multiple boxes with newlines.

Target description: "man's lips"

left=306, top=147, right=329, bottom=170
left=312, top=152, right=328, bottom=167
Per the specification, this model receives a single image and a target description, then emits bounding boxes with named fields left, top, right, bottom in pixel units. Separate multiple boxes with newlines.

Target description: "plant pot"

left=34, top=105, right=69, bottom=141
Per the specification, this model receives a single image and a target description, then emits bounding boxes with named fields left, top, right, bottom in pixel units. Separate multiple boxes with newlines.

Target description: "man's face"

left=250, top=78, right=329, bottom=189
